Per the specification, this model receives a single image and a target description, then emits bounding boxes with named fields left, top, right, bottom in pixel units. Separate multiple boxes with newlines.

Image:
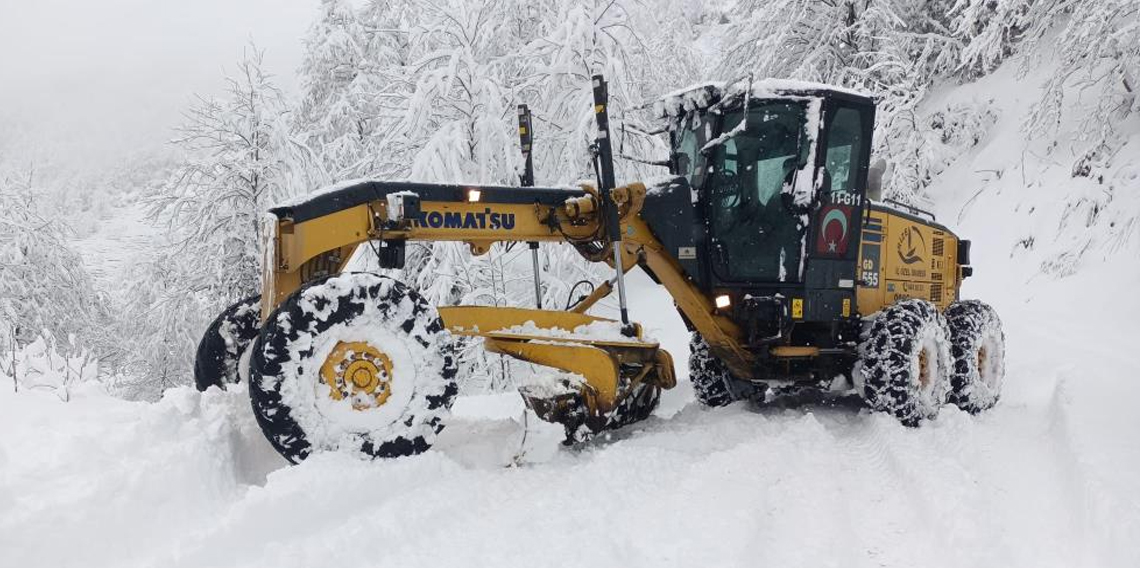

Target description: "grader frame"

left=261, top=177, right=744, bottom=415
left=234, top=74, right=987, bottom=459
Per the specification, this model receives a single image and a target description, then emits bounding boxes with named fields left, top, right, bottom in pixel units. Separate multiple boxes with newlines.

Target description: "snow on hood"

left=655, top=78, right=872, bottom=119
left=273, top=177, right=374, bottom=209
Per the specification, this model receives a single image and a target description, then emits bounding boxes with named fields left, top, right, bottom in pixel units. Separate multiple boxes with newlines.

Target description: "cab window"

left=823, top=107, right=866, bottom=193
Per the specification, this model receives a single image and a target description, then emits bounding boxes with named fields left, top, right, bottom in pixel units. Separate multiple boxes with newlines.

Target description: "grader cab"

left=194, top=76, right=1006, bottom=463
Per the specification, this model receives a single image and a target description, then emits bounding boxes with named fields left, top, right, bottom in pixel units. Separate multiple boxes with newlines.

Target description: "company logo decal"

left=896, top=227, right=926, bottom=265
left=412, top=209, right=516, bottom=230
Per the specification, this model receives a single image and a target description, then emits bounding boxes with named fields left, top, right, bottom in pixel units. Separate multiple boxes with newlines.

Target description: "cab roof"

left=655, top=79, right=875, bottom=120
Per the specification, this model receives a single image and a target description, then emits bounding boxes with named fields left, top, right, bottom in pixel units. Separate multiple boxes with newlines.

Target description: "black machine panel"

left=659, top=85, right=878, bottom=328
left=272, top=180, right=587, bottom=224
left=640, top=176, right=705, bottom=285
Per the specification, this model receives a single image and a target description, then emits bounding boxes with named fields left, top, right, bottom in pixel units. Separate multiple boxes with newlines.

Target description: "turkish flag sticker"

left=815, top=205, right=853, bottom=256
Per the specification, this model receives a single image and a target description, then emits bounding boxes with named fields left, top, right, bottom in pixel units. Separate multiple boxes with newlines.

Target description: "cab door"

left=802, top=97, right=876, bottom=321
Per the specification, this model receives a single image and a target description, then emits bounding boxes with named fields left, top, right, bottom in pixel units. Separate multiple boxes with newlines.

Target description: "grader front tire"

left=248, top=273, right=458, bottom=464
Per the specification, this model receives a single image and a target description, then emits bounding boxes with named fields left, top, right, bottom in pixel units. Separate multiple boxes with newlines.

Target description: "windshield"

left=674, top=102, right=809, bottom=282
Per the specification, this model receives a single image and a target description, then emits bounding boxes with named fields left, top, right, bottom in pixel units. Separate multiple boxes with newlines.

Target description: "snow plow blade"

left=438, top=306, right=675, bottom=436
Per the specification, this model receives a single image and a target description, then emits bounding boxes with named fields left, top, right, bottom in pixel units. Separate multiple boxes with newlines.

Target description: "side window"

left=673, top=113, right=708, bottom=188
left=675, top=124, right=699, bottom=183
left=824, top=107, right=866, bottom=193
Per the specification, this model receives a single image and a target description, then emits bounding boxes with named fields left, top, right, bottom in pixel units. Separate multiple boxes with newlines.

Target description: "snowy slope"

left=70, top=202, right=158, bottom=288
left=4, top=57, right=1140, bottom=568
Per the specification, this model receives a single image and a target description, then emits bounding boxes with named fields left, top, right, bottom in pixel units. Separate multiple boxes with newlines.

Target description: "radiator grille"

left=932, top=237, right=945, bottom=257
left=301, top=249, right=342, bottom=283
left=931, top=283, right=943, bottom=303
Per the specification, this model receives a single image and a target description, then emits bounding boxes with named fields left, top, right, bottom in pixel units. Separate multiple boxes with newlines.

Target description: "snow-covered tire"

left=688, top=333, right=737, bottom=407
left=248, top=273, right=458, bottom=464
left=193, top=295, right=261, bottom=391
left=857, top=299, right=952, bottom=426
left=945, top=300, right=1005, bottom=413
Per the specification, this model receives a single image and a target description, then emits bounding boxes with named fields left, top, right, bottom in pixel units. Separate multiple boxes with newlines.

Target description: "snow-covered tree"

left=950, top=0, right=1033, bottom=76
left=152, top=46, right=316, bottom=305
left=714, top=0, right=966, bottom=202
left=0, top=166, right=108, bottom=390
left=118, top=47, right=318, bottom=398
left=111, top=249, right=212, bottom=400
left=1019, top=0, right=1139, bottom=139
left=298, top=0, right=396, bottom=179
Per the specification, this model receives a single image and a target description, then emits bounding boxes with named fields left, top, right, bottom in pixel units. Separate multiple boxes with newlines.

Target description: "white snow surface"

left=497, top=318, right=654, bottom=344
left=3, top=262, right=1139, bottom=567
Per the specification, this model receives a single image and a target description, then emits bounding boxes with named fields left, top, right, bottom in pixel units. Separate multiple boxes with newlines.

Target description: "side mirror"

left=867, top=159, right=887, bottom=202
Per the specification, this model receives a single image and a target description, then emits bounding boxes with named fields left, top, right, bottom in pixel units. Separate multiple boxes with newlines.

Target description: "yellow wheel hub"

left=320, top=341, right=393, bottom=410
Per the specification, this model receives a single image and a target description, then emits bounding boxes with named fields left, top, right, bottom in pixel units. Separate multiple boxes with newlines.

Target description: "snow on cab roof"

left=655, top=78, right=873, bottom=119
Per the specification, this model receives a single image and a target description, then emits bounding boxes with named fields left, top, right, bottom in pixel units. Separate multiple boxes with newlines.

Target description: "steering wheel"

left=709, top=170, right=748, bottom=232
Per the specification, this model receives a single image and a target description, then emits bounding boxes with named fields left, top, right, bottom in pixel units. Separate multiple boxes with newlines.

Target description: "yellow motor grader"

left=194, top=76, right=1006, bottom=463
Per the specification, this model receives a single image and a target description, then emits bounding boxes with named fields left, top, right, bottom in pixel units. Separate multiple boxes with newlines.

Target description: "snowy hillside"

left=3, top=1, right=1140, bottom=567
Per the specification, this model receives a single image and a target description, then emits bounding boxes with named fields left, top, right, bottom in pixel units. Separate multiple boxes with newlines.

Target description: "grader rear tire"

left=248, top=273, right=458, bottom=464
left=193, top=295, right=261, bottom=391
left=945, top=300, right=1005, bottom=413
left=857, top=299, right=952, bottom=426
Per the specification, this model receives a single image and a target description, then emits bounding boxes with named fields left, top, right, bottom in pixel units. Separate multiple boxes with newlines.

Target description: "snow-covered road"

left=2, top=266, right=1138, bottom=568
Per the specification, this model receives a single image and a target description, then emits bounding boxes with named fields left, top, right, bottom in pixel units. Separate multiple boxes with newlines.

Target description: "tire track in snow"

left=4, top=354, right=1139, bottom=568
left=1046, top=373, right=1140, bottom=567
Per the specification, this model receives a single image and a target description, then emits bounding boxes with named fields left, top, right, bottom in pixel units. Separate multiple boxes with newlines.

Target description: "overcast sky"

left=0, top=0, right=318, bottom=168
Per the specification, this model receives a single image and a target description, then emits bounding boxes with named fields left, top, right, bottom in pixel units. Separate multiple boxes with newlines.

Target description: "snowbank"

left=0, top=383, right=286, bottom=567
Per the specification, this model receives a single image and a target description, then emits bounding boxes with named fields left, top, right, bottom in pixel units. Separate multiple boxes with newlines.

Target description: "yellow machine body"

left=856, top=204, right=962, bottom=315
left=261, top=183, right=731, bottom=420
left=259, top=176, right=970, bottom=426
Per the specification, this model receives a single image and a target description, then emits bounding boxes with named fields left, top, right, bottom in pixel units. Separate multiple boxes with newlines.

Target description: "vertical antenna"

left=518, top=104, right=534, bottom=187
left=518, top=104, right=542, bottom=309
left=591, top=75, right=632, bottom=331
